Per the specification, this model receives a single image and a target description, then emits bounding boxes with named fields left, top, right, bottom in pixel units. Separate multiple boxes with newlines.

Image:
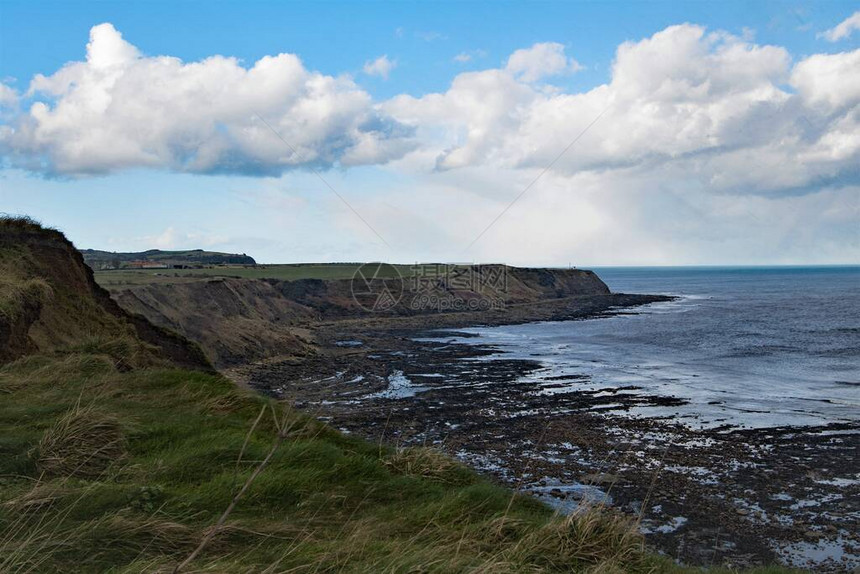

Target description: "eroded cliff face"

left=0, top=218, right=212, bottom=371
left=107, top=266, right=612, bottom=367
left=112, top=278, right=317, bottom=367
left=504, top=267, right=610, bottom=299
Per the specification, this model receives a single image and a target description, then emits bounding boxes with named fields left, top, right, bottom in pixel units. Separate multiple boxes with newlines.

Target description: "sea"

left=445, top=266, right=860, bottom=429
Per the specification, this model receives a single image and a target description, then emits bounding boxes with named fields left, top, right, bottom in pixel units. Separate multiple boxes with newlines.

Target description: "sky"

left=0, top=0, right=858, bottom=266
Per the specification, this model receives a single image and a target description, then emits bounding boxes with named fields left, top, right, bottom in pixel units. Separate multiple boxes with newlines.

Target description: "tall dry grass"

left=34, top=402, right=127, bottom=479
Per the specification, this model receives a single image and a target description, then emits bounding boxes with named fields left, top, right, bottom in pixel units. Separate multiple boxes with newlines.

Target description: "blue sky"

left=2, top=1, right=854, bottom=98
left=1, top=1, right=858, bottom=265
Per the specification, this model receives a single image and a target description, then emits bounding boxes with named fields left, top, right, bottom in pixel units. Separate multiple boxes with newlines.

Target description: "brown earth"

left=107, top=266, right=615, bottom=366
left=0, top=217, right=212, bottom=371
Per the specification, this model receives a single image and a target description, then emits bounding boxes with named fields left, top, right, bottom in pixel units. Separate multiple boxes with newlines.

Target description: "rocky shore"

left=236, top=295, right=860, bottom=573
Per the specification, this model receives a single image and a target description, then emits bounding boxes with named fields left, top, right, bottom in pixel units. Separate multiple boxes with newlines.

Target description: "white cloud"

left=384, top=25, right=859, bottom=196
left=821, top=11, right=860, bottom=42
left=363, top=55, right=396, bottom=79
left=791, top=50, right=860, bottom=111
left=505, top=42, right=583, bottom=82
left=85, top=22, right=139, bottom=68
left=128, top=226, right=229, bottom=250
left=0, top=83, right=19, bottom=108
left=1, top=23, right=414, bottom=176
left=4, top=22, right=847, bottom=266
left=1, top=20, right=858, bottom=223
left=415, top=31, right=446, bottom=42
left=453, top=49, right=487, bottom=64
left=385, top=68, right=534, bottom=170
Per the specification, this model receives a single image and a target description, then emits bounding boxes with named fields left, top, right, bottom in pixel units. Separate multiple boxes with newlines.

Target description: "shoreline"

left=237, top=294, right=860, bottom=572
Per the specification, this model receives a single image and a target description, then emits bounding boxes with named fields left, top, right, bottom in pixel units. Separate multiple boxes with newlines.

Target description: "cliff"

left=107, top=265, right=611, bottom=366
left=0, top=217, right=212, bottom=371
left=112, top=277, right=316, bottom=366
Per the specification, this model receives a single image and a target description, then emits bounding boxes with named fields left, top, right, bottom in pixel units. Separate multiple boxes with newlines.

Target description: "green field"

left=95, top=263, right=435, bottom=288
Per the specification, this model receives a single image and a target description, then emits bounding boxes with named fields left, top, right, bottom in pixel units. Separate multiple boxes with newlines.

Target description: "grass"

left=0, top=350, right=805, bottom=573
left=34, top=402, right=127, bottom=479
left=91, top=262, right=504, bottom=289
left=93, top=263, right=413, bottom=288
left=0, top=277, right=51, bottom=322
left=0, top=218, right=54, bottom=321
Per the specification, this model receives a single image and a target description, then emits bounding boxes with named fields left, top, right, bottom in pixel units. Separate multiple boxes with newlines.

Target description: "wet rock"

left=580, top=472, right=620, bottom=485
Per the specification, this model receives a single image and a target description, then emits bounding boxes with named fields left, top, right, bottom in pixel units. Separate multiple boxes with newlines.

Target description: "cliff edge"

left=0, top=217, right=212, bottom=371
left=106, top=265, right=612, bottom=366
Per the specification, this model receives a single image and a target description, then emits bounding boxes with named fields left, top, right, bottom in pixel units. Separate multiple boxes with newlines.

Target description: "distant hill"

left=81, top=248, right=256, bottom=270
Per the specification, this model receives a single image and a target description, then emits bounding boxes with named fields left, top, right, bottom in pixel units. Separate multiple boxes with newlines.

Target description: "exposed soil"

left=106, top=266, right=612, bottom=366
left=0, top=219, right=212, bottom=371
left=236, top=295, right=860, bottom=573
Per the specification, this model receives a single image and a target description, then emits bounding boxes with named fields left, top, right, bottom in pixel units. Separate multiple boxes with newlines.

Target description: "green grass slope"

left=94, top=264, right=419, bottom=288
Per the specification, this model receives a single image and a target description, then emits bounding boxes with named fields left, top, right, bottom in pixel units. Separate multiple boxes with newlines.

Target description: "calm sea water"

left=453, top=266, right=860, bottom=429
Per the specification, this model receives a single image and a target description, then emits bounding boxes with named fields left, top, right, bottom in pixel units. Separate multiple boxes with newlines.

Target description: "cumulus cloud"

left=3, top=21, right=858, bottom=264
left=505, top=42, right=583, bottom=82
left=383, top=25, right=860, bottom=196
left=453, top=49, right=487, bottom=64
left=0, top=23, right=414, bottom=176
left=1, top=21, right=858, bottom=205
left=821, top=11, right=860, bottom=42
left=0, top=83, right=19, bottom=108
left=363, top=55, right=396, bottom=79
left=792, top=50, right=860, bottom=111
